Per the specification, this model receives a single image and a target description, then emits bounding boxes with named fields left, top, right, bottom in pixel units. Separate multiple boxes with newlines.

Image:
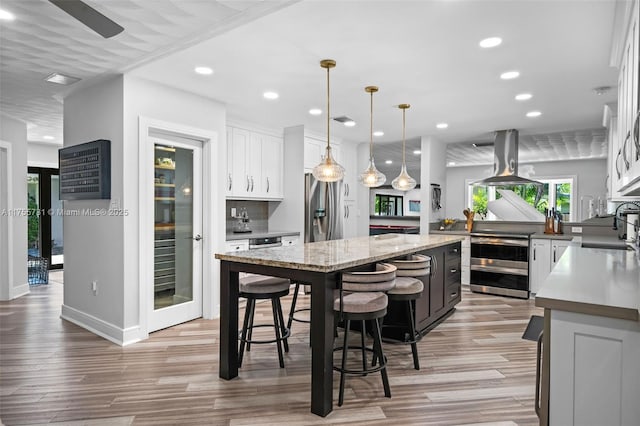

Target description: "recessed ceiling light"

left=43, top=135, right=55, bottom=140
left=385, top=160, right=393, bottom=164
left=373, top=131, right=384, bottom=137
left=515, top=93, right=533, bottom=101
left=500, top=71, right=520, bottom=80
left=436, top=123, right=448, bottom=129
left=45, top=72, right=81, bottom=85
left=479, top=37, right=502, bottom=48
left=0, top=9, right=15, bottom=21
left=194, top=66, right=213, bottom=75
left=448, top=161, right=456, bottom=166
left=413, top=150, right=421, bottom=155
left=526, top=111, right=542, bottom=117
left=343, top=120, right=356, bottom=127
left=263, top=91, right=279, bottom=100
left=309, top=108, right=322, bottom=115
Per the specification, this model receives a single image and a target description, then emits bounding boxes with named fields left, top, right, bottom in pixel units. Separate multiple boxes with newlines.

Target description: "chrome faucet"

left=612, top=202, right=640, bottom=242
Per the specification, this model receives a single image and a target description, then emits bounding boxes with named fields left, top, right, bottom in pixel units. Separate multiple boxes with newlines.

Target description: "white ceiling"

left=1, top=0, right=620, bottom=173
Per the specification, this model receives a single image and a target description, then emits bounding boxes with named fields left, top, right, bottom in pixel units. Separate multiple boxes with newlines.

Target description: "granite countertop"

left=535, top=243, right=640, bottom=321
left=215, top=233, right=464, bottom=273
left=226, top=230, right=300, bottom=241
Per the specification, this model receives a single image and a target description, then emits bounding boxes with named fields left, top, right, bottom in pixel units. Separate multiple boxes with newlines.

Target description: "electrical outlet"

left=571, top=226, right=582, bottom=234
left=92, top=281, right=97, bottom=295
left=231, top=207, right=236, bottom=217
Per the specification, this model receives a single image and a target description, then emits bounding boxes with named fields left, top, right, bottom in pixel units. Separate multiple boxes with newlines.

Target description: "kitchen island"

left=534, top=244, right=640, bottom=426
left=215, top=233, right=464, bottom=417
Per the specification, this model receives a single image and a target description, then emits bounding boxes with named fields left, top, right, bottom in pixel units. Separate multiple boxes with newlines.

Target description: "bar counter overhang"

left=215, top=233, right=464, bottom=417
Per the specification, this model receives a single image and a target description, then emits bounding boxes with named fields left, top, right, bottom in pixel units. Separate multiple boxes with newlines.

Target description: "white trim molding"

left=0, top=140, right=20, bottom=301
left=61, top=304, right=143, bottom=346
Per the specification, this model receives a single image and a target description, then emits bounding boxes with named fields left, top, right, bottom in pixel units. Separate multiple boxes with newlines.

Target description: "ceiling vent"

left=332, top=115, right=356, bottom=126
left=45, top=72, right=81, bottom=85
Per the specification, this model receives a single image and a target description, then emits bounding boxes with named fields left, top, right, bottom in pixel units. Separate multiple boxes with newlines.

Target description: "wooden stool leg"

left=270, top=298, right=285, bottom=368
left=338, top=319, right=351, bottom=407
left=372, top=317, right=391, bottom=398
left=238, top=298, right=253, bottom=367
left=407, top=300, right=420, bottom=370
left=275, top=297, right=289, bottom=353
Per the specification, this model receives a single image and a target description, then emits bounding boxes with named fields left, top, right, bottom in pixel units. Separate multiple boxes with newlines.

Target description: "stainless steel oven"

left=249, top=236, right=282, bottom=250
left=469, top=232, right=531, bottom=299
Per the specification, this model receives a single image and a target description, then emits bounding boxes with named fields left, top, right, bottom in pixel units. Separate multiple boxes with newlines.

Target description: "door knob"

left=192, top=234, right=202, bottom=241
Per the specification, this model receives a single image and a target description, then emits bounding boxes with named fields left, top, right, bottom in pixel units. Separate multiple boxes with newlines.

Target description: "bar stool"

left=286, top=282, right=310, bottom=333
left=383, top=254, right=429, bottom=370
left=334, top=262, right=396, bottom=406
left=238, top=274, right=291, bottom=369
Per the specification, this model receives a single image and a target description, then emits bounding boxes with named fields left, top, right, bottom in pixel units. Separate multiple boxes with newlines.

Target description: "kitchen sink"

left=581, top=242, right=634, bottom=251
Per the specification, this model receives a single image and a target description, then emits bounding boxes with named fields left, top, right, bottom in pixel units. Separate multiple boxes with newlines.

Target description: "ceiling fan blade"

left=49, top=0, right=124, bottom=39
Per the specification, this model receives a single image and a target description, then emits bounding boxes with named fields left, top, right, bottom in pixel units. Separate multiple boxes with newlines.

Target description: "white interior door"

left=149, top=137, right=203, bottom=332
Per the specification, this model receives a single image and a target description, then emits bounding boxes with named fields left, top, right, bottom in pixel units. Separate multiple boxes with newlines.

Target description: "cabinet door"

left=530, top=239, right=551, bottom=294
left=343, top=200, right=357, bottom=238
left=225, top=127, right=233, bottom=196
left=340, top=143, right=357, bottom=201
left=230, top=128, right=249, bottom=196
left=262, top=135, right=283, bottom=199
left=248, top=132, right=263, bottom=196
left=551, top=240, right=570, bottom=267
left=304, top=137, right=323, bottom=171
left=429, top=247, right=446, bottom=318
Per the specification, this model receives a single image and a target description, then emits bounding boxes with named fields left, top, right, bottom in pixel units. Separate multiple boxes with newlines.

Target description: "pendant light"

left=358, top=86, right=386, bottom=187
left=312, top=59, right=345, bottom=182
left=391, top=104, right=417, bottom=191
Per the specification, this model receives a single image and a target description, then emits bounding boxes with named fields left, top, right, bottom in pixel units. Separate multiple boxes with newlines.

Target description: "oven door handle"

left=249, top=242, right=283, bottom=249
left=471, top=237, right=529, bottom=247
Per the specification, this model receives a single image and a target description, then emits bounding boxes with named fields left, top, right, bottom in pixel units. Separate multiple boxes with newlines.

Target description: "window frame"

left=374, top=194, right=404, bottom=216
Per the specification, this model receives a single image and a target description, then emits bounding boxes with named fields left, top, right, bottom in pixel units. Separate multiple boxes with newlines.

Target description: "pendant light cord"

left=369, top=91, right=373, bottom=160
left=402, top=107, right=406, bottom=166
left=326, top=66, right=330, bottom=151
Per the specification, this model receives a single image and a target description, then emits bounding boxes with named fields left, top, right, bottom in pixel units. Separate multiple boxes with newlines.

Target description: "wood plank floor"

left=1, top=271, right=543, bottom=425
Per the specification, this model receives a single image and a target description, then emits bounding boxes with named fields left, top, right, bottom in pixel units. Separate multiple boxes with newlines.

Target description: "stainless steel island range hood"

left=472, top=129, right=542, bottom=186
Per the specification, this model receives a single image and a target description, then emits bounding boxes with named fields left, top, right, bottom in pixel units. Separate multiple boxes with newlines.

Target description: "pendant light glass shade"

left=312, top=59, right=345, bottom=182
left=391, top=104, right=417, bottom=191
left=358, top=85, right=386, bottom=187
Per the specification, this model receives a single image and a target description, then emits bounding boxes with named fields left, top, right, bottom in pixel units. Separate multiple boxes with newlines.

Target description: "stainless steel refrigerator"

left=304, top=173, right=343, bottom=243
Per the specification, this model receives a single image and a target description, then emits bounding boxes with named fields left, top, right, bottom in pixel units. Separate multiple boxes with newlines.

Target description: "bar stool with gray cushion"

left=238, top=274, right=291, bottom=369
left=333, top=263, right=396, bottom=406
left=383, top=254, right=429, bottom=370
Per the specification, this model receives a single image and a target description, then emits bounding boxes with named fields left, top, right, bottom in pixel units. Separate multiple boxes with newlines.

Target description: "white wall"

left=63, top=74, right=226, bottom=345
left=356, top=142, right=370, bottom=237
left=419, top=136, right=447, bottom=232
left=62, top=76, right=126, bottom=336
left=27, top=142, right=59, bottom=168
left=445, top=159, right=608, bottom=220
left=0, top=116, right=29, bottom=300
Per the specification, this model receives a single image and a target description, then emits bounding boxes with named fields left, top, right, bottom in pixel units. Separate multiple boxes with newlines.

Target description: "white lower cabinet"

left=461, top=236, right=470, bottom=285
left=549, top=310, right=640, bottom=425
left=530, top=238, right=571, bottom=295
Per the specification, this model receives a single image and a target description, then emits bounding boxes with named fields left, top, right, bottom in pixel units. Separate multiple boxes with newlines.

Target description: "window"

left=467, top=177, right=575, bottom=221
left=374, top=194, right=404, bottom=216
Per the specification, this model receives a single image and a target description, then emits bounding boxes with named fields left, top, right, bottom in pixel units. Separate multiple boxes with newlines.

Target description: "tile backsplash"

left=226, top=200, right=268, bottom=233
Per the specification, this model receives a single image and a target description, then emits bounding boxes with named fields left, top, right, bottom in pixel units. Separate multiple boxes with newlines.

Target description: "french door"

left=27, top=167, right=63, bottom=270
left=148, top=137, right=203, bottom=332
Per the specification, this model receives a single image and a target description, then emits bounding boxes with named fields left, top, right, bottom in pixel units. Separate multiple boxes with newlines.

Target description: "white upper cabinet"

left=304, top=135, right=341, bottom=173
left=340, top=142, right=357, bottom=201
left=226, top=125, right=283, bottom=200
left=615, top=0, right=640, bottom=196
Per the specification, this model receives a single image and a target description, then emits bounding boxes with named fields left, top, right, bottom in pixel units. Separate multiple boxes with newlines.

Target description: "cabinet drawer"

left=282, top=236, right=299, bottom=246
left=446, top=243, right=462, bottom=257
left=446, top=281, right=461, bottom=304
left=445, top=263, right=461, bottom=285
left=225, top=241, right=249, bottom=252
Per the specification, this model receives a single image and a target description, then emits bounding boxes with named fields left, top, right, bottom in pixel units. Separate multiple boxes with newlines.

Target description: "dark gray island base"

left=215, top=233, right=464, bottom=417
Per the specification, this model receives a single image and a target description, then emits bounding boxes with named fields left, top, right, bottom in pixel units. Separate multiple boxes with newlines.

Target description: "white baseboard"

left=1, top=283, right=30, bottom=301
left=61, top=304, right=143, bottom=346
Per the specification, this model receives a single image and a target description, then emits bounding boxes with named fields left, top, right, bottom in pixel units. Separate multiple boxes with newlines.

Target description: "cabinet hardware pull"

left=450, top=268, right=457, bottom=273
left=553, top=247, right=556, bottom=264
left=266, top=177, right=270, bottom=192
left=251, top=177, right=254, bottom=192
left=190, top=234, right=202, bottom=241
left=246, top=176, right=250, bottom=192
left=616, top=149, right=622, bottom=179
left=623, top=132, right=631, bottom=170
left=450, top=292, right=458, bottom=298
left=534, top=248, right=536, bottom=261
left=535, top=331, right=544, bottom=418
left=605, top=174, right=609, bottom=191
left=228, top=174, right=232, bottom=191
